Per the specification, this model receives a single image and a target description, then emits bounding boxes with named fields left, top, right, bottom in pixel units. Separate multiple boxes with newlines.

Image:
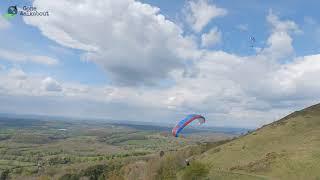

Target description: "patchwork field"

left=0, top=117, right=235, bottom=179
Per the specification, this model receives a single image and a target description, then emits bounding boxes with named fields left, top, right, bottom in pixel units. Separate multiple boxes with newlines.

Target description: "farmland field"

left=0, top=117, right=237, bottom=179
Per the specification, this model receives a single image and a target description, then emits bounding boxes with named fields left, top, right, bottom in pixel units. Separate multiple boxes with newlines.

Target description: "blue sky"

left=142, top=0, right=320, bottom=55
left=0, top=0, right=108, bottom=85
left=0, top=0, right=320, bottom=128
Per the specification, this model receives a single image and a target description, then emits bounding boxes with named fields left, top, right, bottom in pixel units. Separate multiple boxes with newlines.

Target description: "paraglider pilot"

left=185, top=159, right=190, bottom=166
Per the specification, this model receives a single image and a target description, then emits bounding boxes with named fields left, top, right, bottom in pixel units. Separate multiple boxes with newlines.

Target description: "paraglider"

left=249, top=36, right=267, bottom=55
left=172, top=114, right=205, bottom=137
left=159, top=151, right=165, bottom=157
left=249, top=36, right=256, bottom=48
left=185, top=159, right=190, bottom=166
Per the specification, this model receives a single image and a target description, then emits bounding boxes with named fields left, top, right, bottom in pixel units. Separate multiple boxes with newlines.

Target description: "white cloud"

left=0, top=68, right=45, bottom=96
left=42, top=77, right=62, bottom=92
left=236, top=24, right=248, bottom=32
left=264, top=31, right=294, bottom=59
left=32, top=56, right=59, bottom=66
left=49, top=45, right=74, bottom=55
left=184, top=0, right=227, bottom=32
left=1, top=52, right=320, bottom=127
left=24, top=0, right=198, bottom=86
left=0, top=49, right=59, bottom=66
left=2, top=5, right=317, bottom=128
left=267, top=10, right=300, bottom=33
left=274, top=54, right=320, bottom=97
left=0, top=16, right=11, bottom=30
left=8, top=68, right=27, bottom=80
left=261, top=11, right=301, bottom=60
left=201, top=27, right=221, bottom=47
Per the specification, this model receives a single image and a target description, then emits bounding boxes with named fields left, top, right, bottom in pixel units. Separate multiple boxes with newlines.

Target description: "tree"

left=0, top=169, right=10, bottom=180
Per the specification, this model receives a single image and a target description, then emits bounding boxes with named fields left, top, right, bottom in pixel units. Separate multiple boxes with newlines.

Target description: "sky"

left=0, top=0, right=320, bottom=128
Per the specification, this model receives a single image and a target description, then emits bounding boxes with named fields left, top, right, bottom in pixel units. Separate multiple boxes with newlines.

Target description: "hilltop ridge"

left=185, top=103, right=320, bottom=179
left=117, top=103, right=320, bottom=180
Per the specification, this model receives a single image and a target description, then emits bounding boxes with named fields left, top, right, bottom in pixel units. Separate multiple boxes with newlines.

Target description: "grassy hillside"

left=104, top=104, right=320, bottom=180
left=179, top=103, right=320, bottom=179
left=3, top=103, right=320, bottom=179
left=0, top=117, right=233, bottom=179
left=47, top=103, right=320, bottom=180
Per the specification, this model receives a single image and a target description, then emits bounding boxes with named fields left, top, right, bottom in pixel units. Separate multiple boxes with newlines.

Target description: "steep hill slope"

left=188, top=104, right=320, bottom=179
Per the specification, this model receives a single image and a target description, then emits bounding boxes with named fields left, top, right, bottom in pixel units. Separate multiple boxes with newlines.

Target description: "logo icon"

left=4, top=6, right=18, bottom=19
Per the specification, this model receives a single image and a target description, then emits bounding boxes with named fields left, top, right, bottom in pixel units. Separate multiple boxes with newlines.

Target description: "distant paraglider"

left=249, top=36, right=256, bottom=48
left=172, top=114, right=205, bottom=137
left=249, top=35, right=267, bottom=55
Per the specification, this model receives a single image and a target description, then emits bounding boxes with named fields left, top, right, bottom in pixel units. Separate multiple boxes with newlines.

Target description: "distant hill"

left=0, top=114, right=249, bottom=135
left=6, top=104, right=320, bottom=180
left=183, top=103, right=320, bottom=179
left=111, top=122, right=249, bottom=135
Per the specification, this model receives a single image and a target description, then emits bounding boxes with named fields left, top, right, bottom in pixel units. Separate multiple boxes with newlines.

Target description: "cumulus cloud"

left=8, top=68, right=27, bottom=80
left=160, top=52, right=320, bottom=127
left=274, top=54, right=320, bottom=97
left=236, top=24, right=248, bottom=32
left=157, top=13, right=316, bottom=127
left=24, top=0, right=198, bottom=86
left=261, top=11, right=301, bottom=60
left=42, top=77, right=62, bottom=92
left=201, top=27, right=221, bottom=47
left=0, top=49, right=59, bottom=66
left=0, top=69, right=45, bottom=96
left=1, top=53, right=320, bottom=127
left=49, top=45, right=74, bottom=56
left=0, top=16, right=11, bottom=30
left=184, top=0, right=227, bottom=32
left=8, top=4, right=320, bottom=128
left=267, top=10, right=300, bottom=33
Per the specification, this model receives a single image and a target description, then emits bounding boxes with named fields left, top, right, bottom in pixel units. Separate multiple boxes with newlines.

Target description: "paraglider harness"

left=185, top=159, right=190, bottom=166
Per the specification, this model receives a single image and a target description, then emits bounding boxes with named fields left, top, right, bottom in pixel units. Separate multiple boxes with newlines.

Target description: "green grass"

left=7, top=103, right=316, bottom=179
left=188, top=103, right=320, bottom=180
left=114, top=105, right=320, bottom=180
left=205, top=170, right=266, bottom=180
left=0, top=118, right=221, bottom=179
left=178, top=161, right=209, bottom=180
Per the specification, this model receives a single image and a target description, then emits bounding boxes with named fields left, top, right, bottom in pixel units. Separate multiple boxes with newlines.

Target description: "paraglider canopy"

left=249, top=36, right=256, bottom=47
left=172, top=114, right=205, bottom=137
